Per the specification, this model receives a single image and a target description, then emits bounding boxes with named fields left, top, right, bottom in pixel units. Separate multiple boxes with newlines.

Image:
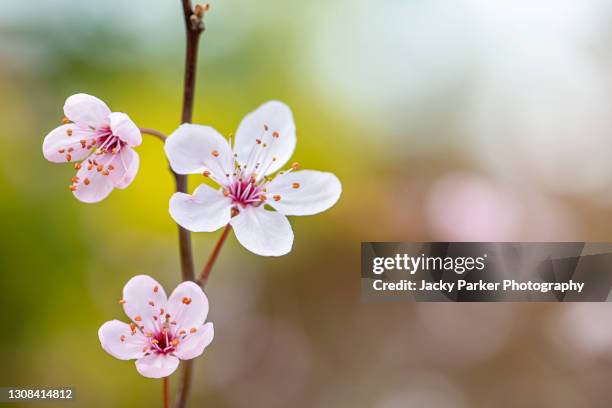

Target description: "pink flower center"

left=225, top=179, right=265, bottom=207
left=96, top=127, right=126, bottom=154
left=150, top=329, right=178, bottom=355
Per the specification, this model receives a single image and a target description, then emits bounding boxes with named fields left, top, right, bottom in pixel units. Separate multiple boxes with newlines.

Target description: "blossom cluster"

left=43, top=93, right=341, bottom=378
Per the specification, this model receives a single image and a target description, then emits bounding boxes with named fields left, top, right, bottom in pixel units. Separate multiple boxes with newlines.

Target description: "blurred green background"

left=4, top=0, right=612, bottom=407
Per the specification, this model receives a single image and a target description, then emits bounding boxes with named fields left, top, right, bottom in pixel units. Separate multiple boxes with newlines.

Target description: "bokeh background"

left=3, top=0, right=612, bottom=406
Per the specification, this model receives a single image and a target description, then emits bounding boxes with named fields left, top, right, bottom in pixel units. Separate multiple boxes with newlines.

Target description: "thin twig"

left=174, top=1, right=205, bottom=407
left=139, top=127, right=167, bottom=142
left=163, top=377, right=170, bottom=408
left=197, top=224, right=232, bottom=287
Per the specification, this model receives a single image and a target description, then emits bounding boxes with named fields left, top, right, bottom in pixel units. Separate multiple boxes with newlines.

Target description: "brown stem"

left=140, top=127, right=167, bottom=142
left=197, top=224, right=232, bottom=287
left=163, top=377, right=170, bottom=408
left=174, top=1, right=205, bottom=407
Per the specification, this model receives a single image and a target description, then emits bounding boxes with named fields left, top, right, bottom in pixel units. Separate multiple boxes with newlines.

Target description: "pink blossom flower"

left=98, top=275, right=214, bottom=378
left=42, top=93, right=141, bottom=203
left=164, top=101, right=342, bottom=256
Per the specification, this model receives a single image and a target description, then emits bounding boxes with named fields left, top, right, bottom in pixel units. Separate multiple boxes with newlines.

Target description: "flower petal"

left=174, top=322, right=214, bottom=360
left=122, top=275, right=168, bottom=333
left=234, top=101, right=296, bottom=177
left=166, top=281, right=209, bottom=333
left=169, top=184, right=232, bottom=232
left=98, top=320, right=147, bottom=360
left=109, top=112, right=142, bottom=147
left=164, top=124, right=233, bottom=181
left=72, top=155, right=115, bottom=203
left=42, top=124, right=96, bottom=163
left=63, top=93, right=111, bottom=130
left=110, top=147, right=139, bottom=189
left=230, top=206, right=294, bottom=256
left=266, top=170, right=342, bottom=216
left=135, top=354, right=180, bottom=378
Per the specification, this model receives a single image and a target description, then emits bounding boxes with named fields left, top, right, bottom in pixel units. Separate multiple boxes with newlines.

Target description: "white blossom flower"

left=42, top=93, right=141, bottom=203
left=99, top=275, right=214, bottom=378
left=164, top=101, right=342, bottom=256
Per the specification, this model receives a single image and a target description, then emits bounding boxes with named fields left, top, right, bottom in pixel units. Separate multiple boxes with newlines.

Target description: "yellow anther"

left=97, top=165, right=103, bottom=172
left=190, top=327, right=197, bottom=334
left=119, top=299, right=126, bottom=305
left=272, top=131, right=279, bottom=138
left=134, top=315, right=142, bottom=322
left=211, top=150, right=219, bottom=157
left=273, top=195, right=281, bottom=201
left=203, top=170, right=211, bottom=177
left=171, top=339, right=180, bottom=347
left=84, top=178, right=90, bottom=186
left=291, top=162, right=300, bottom=170
left=292, top=183, right=300, bottom=189
left=66, top=154, right=72, bottom=162
left=69, top=185, right=77, bottom=191
left=182, top=297, right=192, bottom=305
left=74, top=162, right=82, bottom=170
left=62, top=117, right=71, bottom=124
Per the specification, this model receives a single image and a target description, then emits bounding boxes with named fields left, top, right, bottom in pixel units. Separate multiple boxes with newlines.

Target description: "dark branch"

left=174, top=2, right=207, bottom=407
